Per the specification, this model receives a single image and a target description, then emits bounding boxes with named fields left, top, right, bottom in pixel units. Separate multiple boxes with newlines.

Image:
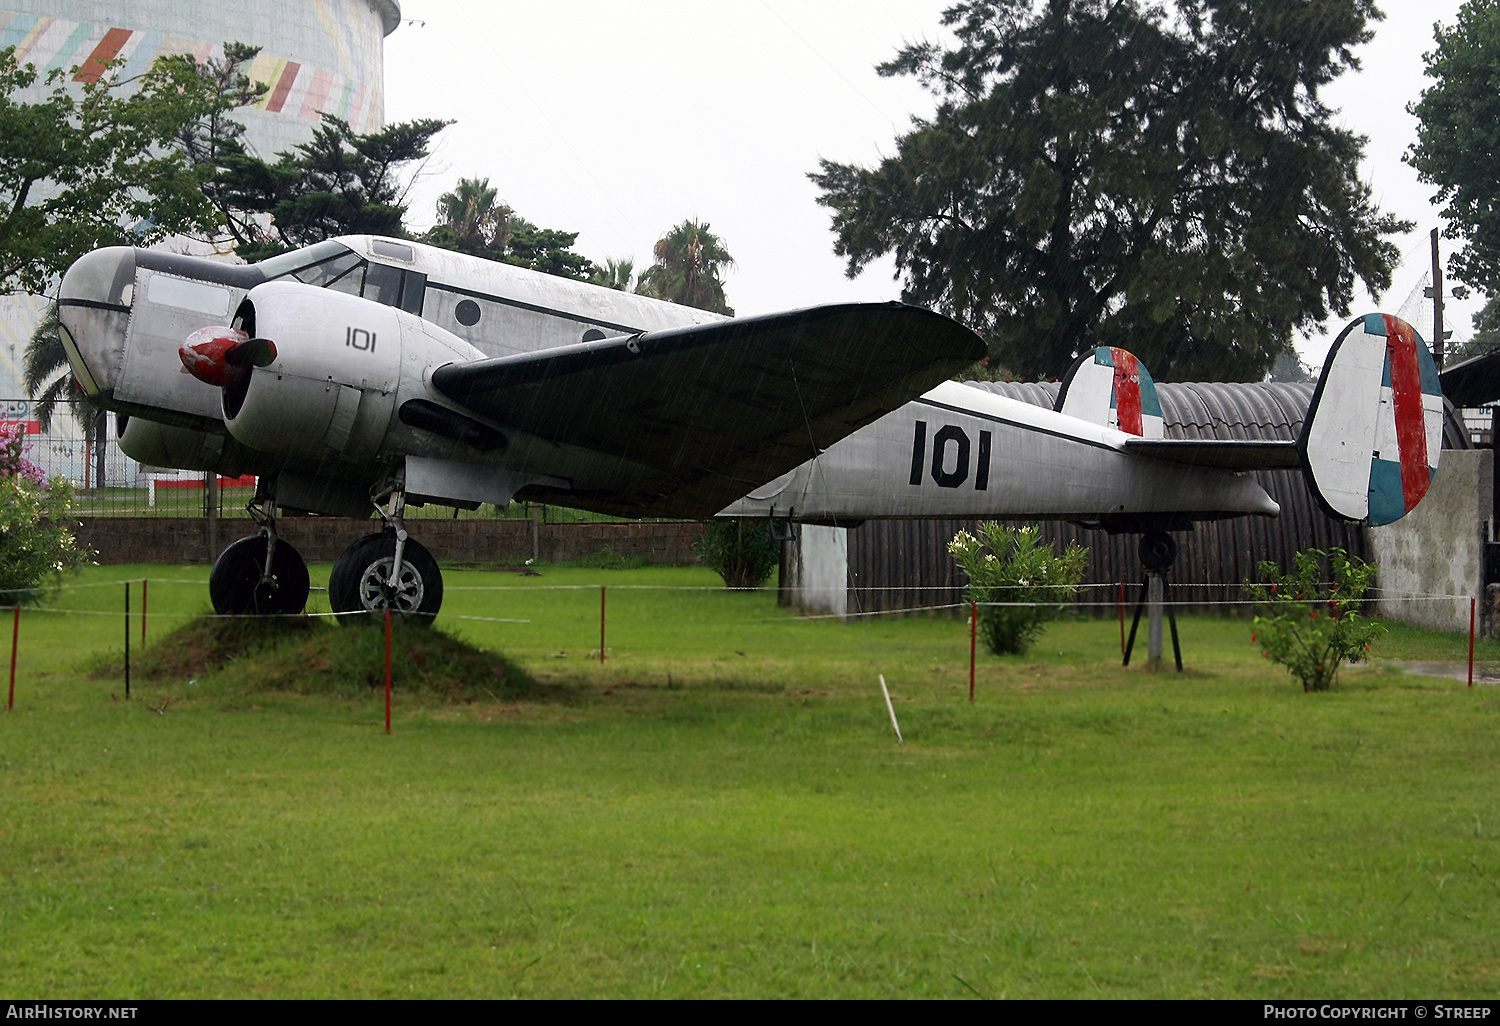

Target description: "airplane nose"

left=57, top=247, right=136, bottom=397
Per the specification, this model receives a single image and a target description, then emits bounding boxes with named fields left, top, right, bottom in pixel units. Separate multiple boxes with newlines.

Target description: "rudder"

left=1056, top=346, right=1165, bottom=438
left=1300, top=313, right=1443, bottom=525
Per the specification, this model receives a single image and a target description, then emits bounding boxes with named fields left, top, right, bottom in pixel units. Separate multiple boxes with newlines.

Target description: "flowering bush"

left=949, top=523, right=1088, bottom=655
left=0, top=422, right=44, bottom=487
left=0, top=421, right=87, bottom=605
left=1244, top=548, right=1383, bottom=692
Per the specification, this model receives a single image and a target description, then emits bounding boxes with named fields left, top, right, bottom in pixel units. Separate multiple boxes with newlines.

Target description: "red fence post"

left=385, top=607, right=392, bottom=734
left=600, top=585, right=607, bottom=663
left=141, top=578, right=147, bottom=645
left=1470, top=597, right=1476, bottom=688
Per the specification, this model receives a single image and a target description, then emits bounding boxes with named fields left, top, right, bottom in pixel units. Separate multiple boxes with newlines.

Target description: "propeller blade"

left=225, top=337, right=278, bottom=368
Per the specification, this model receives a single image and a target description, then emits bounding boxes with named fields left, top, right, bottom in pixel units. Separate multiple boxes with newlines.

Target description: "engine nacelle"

left=119, top=415, right=272, bottom=478
left=222, top=281, right=481, bottom=467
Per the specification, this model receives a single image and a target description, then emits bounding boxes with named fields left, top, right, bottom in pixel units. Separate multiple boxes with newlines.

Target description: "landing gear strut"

left=208, top=489, right=310, bottom=615
left=328, top=478, right=443, bottom=623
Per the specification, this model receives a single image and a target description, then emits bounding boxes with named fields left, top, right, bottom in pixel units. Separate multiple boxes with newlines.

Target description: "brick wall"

left=75, top=517, right=705, bottom=567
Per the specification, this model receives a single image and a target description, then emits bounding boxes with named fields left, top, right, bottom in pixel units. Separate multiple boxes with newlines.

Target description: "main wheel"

left=328, top=533, right=443, bottom=624
left=209, top=536, right=310, bottom=615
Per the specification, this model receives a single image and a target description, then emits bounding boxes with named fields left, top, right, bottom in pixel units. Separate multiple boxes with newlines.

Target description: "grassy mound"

left=100, top=615, right=539, bottom=702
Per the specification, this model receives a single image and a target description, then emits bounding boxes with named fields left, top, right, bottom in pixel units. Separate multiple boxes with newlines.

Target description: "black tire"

left=209, top=535, right=310, bottom=615
left=328, top=533, right=443, bottom=624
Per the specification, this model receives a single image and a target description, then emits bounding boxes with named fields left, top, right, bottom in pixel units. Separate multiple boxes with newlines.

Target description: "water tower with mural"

left=0, top=0, right=399, bottom=485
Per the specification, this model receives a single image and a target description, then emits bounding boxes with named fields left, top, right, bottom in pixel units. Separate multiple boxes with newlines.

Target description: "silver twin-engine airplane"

left=55, top=235, right=1444, bottom=621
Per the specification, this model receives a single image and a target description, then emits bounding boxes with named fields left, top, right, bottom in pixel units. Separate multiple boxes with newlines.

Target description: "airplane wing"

left=430, top=302, right=984, bottom=517
left=1120, top=438, right=1303, bottom=470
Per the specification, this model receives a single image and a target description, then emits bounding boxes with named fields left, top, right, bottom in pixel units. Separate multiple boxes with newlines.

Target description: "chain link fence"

left=3, top=399, right=688, bottom=523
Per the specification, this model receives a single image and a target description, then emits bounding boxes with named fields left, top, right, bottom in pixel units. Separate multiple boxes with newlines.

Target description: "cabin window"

left=455, top=299, right=481, bottom=326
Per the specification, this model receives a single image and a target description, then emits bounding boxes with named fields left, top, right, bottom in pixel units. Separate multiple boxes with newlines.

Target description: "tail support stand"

left=1122, top=530, right=1183, bottom=672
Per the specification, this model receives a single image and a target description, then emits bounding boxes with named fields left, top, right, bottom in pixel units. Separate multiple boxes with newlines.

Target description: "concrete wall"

left=777, top=525, right=847, bottom=619
left=76, top=517, right=704, bottom=567
left=1368, top=448, right=1493, bottom=633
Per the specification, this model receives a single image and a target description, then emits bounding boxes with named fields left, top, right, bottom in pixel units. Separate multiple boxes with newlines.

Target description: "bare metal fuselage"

left=721, top=381, right=1279, bottom=523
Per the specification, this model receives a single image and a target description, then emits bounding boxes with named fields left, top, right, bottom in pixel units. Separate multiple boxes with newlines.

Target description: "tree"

left=1444, top=295, right=1500, bottom=363
left=503, top=215, right=595, bottom=280
left=419, top=177, right=595, bottom=280
left=426, top=177, right=512, bottom=256
left=0, top=44, right=230, bottom=294
left=168, top=42, right=268, bottom=252
left=1269, top=350, right=1314, bottom=383
left=811, top=0, right=1410, bottom=382
left=636, top=219, right=735, bottom=314
left=1407, top=0, right=1500, bottom=295
left=589, top=256, right=637, bottom=291
left=23, top=302, right=108, bottom=488
left=206, top=115, right=451, bottom=262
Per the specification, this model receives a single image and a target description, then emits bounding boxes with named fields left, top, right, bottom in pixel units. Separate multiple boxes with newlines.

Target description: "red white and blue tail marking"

left=1056, top=346, right=1165, bottom=439
left=1301, top=314, right=1443, bottom=526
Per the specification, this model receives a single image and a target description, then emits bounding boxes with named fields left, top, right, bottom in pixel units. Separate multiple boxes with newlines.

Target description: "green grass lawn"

left=2, top=564, right=1498, bottom=998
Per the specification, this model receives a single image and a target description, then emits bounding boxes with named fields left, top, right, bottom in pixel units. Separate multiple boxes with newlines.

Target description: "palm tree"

left=23, top=302, right=108, bottom=487
left=588, top=256, right=636, bottom=291
left=432, top=176, right=512, bottom=255
left=636, top=219, right=734, bottom=315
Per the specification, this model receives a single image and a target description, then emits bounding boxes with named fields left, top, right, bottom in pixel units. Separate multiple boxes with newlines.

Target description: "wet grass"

left=1, top=564, right=1498, bottom=997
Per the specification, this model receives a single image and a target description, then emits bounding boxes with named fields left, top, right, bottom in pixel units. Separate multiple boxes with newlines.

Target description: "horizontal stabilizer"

left=1121, top=438, right=1302, bottom=470
left=430, top=303, right=984, bottom=517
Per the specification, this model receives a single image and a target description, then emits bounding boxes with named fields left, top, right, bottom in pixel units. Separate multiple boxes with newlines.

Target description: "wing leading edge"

left=430, top=302, right=984, bottom=517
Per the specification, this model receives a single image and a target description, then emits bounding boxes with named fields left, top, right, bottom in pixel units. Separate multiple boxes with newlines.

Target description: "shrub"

left=1245, top=547, right=1383, bottom=692
left=694, top=518, right=780, bottom=589
left=0, top=422, right=88, bottom=605
left=949, top=523, right=1088, bottom=655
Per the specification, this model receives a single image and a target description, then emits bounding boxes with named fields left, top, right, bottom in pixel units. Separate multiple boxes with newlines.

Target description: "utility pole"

left=1432, top=227, right=1446, bottom=369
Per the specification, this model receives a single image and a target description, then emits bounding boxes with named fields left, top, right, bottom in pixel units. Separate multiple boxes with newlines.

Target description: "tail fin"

left=1056, top=346, right=1165, bottom=438
left=1300, top=313, right=1443, bottom=526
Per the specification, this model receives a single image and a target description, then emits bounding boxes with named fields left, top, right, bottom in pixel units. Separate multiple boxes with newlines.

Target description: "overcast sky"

left=384, top=1, right=1475, bottom=373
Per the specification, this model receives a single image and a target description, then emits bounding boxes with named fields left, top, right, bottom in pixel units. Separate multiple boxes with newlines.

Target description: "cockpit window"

left=256, top=241, right=424, bottom=315
left=292, top=251, right=365, bottom=289
left=253, top=240, right=354, bottom=281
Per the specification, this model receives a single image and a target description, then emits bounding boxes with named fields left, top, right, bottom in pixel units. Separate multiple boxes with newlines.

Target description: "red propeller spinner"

left=179, top=326, right=277, bottom=387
